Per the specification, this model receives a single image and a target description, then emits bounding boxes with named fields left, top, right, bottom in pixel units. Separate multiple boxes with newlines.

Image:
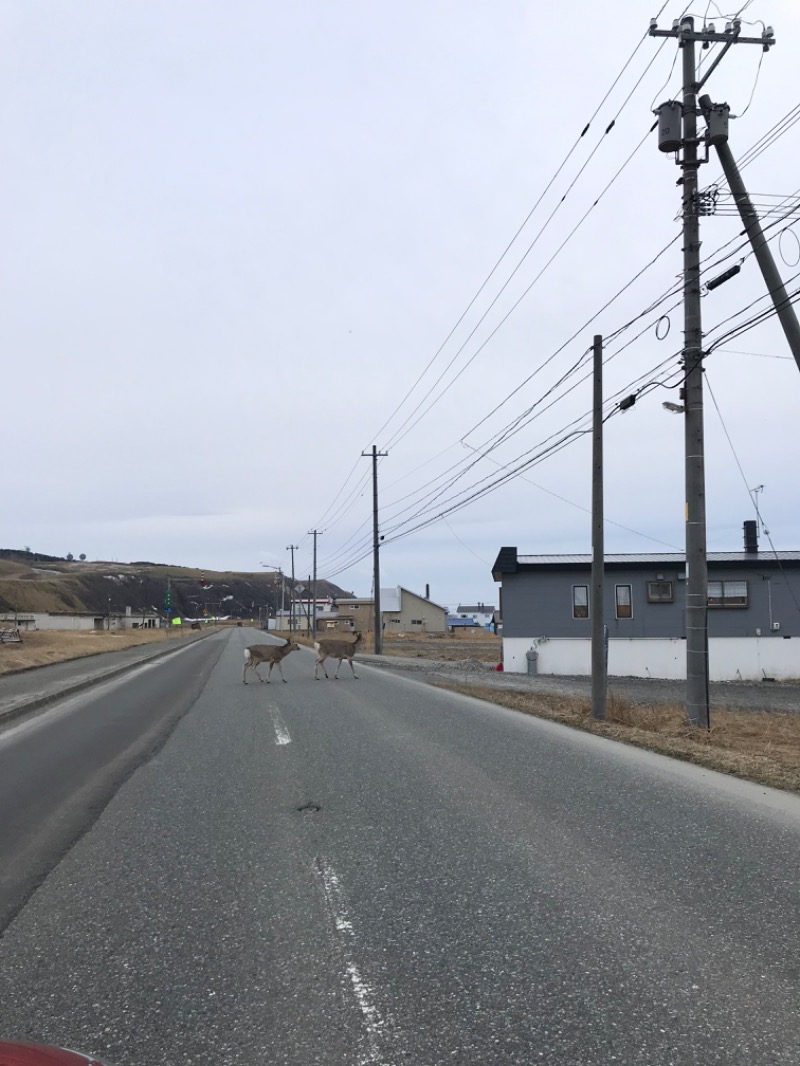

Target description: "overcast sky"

left=2, top=0, right=799, bottom=609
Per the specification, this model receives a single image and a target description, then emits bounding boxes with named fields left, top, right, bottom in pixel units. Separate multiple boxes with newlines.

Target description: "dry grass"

left=436, top=683, right=800, bottom=793
left=282, top=628, right=502, bottom=661
left=0, top=626, right=211, bottom=675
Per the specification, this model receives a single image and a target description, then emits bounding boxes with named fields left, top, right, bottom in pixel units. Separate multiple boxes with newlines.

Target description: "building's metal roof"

left=379, top=587, right=402, bottom=612
left=516, top=552, right=800, bottom=565
left=456, top=604, right=496, bottom=614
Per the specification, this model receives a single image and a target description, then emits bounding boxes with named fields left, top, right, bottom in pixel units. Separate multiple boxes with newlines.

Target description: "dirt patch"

left=0, top=624, right=244, bottom=676
left=286, top=629, right=503, bottom=663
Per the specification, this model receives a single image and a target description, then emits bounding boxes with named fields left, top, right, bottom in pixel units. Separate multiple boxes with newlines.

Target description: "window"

left=615, top=584, right=632, bottom=619
left=647, top=580, right=674, bottom=603
left=572, top=585, right=589, bottom=619
left=349, top=604, right=360, bottom=610
left=411, top=619, right=423, bottom=626
left=708, top=580, right=748, bottom=608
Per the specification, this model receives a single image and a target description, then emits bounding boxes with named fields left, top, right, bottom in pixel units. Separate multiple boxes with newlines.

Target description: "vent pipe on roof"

left=743, top=520, right=758, bottom=554
left=425, top=584, right=430, bottom=599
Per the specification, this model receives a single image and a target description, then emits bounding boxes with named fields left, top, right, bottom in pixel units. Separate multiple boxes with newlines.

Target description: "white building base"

left=503, top=636, right=800, bottom=683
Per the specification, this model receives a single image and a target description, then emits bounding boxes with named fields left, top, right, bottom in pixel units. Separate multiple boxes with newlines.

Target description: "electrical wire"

left=318, top=222, right=759, bottom=576
left=381, top=119, right=660, bottom=455
left=366, top=8, right=672, bottom=453
left=315, top=19, right=800, bottom=580
left=324, top=259, right=798, bottom=576
left=320, top=213, right=769, bottom=577
left=309, top=8, right=681, bottom=536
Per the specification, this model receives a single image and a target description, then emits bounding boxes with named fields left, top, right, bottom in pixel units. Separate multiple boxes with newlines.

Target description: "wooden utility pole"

left=651, top=15, right=774, bottom=727
left=362, top=445, right=388, bottom=654
left=591, top=335, right=606, bottom=721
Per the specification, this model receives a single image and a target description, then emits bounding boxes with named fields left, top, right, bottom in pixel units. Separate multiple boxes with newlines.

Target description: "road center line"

left=315, top=859, right=389, bottom=1065
left=268, top=705, right=291, bottom=745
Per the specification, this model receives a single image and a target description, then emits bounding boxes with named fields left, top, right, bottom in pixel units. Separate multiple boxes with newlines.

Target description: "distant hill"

left=0, top=550, right=354, bottom=619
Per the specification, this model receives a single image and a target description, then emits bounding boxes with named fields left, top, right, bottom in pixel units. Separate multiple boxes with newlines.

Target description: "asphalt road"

left=0, top=632, right=227, bottom=930
left=1, top=627, right=799, bottom=1064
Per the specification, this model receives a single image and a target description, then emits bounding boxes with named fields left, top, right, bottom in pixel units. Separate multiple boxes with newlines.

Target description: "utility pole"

left=651, top=15, right=774, bottom=728
left=286, top=544, right=298, bottom=631
left=308, top=531, right=321, bottom=636
left=362, top=445, right=388, bottom=654
left=591, top=335, right=606, bottom=721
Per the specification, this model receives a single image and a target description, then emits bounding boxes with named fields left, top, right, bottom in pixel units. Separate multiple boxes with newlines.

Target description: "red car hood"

left=0, top=1043, right=107, bottom=1066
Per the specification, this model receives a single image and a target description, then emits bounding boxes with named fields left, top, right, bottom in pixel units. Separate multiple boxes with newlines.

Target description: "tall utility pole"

left=362, top=445, right=388, bottom=654
left=651, top=15, right=774, bottom=729
left=591, top=335, right=606, bottom=721
left=308, top=530, right=321, bottom=636
left=286, top=544, right=298, bottom=631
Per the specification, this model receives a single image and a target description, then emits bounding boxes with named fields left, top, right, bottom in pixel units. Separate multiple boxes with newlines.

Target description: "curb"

left=0, top=631, right=219, bottom=728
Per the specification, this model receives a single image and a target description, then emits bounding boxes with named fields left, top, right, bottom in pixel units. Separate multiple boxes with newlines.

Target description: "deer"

left=242, top=638, right=300, bottom=683
left=313, top=631, right=363, bottom=680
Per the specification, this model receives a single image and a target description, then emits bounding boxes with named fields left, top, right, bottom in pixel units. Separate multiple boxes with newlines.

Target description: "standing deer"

left=313, top=631, right=363, bottom=680
left=242, top=639, right=300, bottom=683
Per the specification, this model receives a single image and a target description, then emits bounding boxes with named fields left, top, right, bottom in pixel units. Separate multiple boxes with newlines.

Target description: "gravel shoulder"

left=359, top=653, right=800, bottom=714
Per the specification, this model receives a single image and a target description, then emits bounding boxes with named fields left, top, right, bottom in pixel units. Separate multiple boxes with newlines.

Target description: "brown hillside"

left=0, top=553, right=353, bottom=618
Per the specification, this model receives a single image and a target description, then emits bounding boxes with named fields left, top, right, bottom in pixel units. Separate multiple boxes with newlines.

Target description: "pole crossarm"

left=649, top=22, right=774, bottom=49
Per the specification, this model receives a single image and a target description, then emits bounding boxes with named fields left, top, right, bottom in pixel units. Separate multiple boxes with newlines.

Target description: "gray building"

left=492, top=527, right=800, bottom=681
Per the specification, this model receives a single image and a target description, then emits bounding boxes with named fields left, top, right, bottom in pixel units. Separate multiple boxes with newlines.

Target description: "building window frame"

left=572, top=585, right=589, bottom=619
left=647, top=579, right=674, bottom=603
left=708, top=579, right=748, bottom=608
left=615, top=584, right=633, bottom=619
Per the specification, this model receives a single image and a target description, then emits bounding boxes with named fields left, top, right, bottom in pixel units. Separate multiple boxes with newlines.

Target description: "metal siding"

left=499, top=563, right=800, bottom=640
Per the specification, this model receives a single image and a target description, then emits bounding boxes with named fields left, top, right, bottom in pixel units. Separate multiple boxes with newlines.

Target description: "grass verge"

left=0, top=624, right=245, bottom=676
left=434, top=682, right=800, bottom=794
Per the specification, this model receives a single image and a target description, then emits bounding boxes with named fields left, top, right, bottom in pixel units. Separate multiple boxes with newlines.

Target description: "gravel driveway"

left=360, top=653, right=800, bottom=714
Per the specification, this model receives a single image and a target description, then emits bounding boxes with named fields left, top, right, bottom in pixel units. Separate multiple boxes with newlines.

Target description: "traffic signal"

left=199, top=573, right=205, bottom=587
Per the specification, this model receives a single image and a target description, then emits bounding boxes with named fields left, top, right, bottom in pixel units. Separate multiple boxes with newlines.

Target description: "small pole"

left=307, top=533, right=322, bottom=636
left=286, top=544, right=297, bottom=630
left=591, top=335, right=606, bottom=720
left=363, top=445, right=388, bottom=654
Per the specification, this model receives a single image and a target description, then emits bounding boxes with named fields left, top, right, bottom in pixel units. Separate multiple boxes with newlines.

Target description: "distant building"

left=0, top=607, right=161, bottom=631
left=322, top=586, right=449, bottom=635
left=455, top=603, right=497, bottom=630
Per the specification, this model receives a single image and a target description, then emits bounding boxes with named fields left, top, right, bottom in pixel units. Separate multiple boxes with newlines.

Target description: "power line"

left=366, top=9, right=675, bottom=453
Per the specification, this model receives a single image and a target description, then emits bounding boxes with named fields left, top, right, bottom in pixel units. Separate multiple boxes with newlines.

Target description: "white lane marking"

left=0, top=638, right=214, bottom=746
left=0, top=660, right=165, bottom=748
left=316, top=859, right=390, bottom=1065
left=268, top=704, right=291, bottom=745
